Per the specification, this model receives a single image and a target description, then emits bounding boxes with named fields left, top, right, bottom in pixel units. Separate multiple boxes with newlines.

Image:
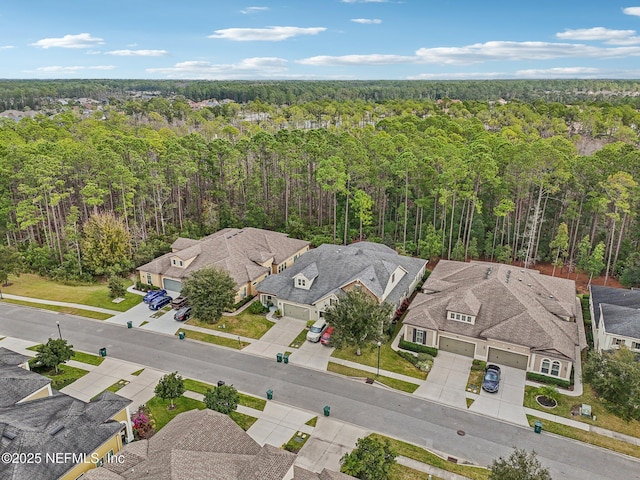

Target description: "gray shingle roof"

left=589, top=285, right=640, bottom=328
left=0, top=347, right=30, bottom=368
left=0, top=390, right=130, bottom=480
left=404, top=260, right=583, bottom=361
left=83, top=409, right=297, bottom=480
left=599, top=304, right=640, bottom=339
left=0, top=364, right=51, bottom=407
left=138, top=228, right=309, bottom=288
left=257, top=242, right=426, bottom=308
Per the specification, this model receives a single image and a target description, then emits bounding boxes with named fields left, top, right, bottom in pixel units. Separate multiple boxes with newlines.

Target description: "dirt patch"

left=532, top=262, right=623, bottom=294
left=535, top=395, right=558, bottom=408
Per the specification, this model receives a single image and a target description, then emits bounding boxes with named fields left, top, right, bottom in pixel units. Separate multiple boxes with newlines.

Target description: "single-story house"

left=0, top=347, right=133, bottom=480
left=137, top=227, right=310, bottom=302
left=257, top=242, right=427, bottom=321
left=403, top=260, right=587, bottom=380
left=589, top=285, right=640, bottom=353
left=82, top=408, right=354, bottom=480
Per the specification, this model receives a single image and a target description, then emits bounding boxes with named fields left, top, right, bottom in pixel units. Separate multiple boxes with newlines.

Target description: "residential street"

left=1, top=303, right=639, bottom=480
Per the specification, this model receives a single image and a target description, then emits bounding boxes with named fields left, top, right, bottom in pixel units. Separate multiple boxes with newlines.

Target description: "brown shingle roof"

left=404, top=260, right=581, bottom=361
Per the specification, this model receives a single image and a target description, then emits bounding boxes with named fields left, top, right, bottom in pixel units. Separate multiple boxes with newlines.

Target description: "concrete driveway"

left=468, top=365, right=528, bottom=426
left=413, top=351, right=471, bottom=409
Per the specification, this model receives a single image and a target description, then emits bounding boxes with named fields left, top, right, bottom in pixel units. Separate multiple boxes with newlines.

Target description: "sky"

left=2, top=1, right=640, bottom=80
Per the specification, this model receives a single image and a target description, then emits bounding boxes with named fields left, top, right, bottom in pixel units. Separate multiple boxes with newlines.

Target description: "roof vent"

left=528, top=284, right=532, bottom=287
left=50, top=425, right=65, bottom=436
left=2, top=431, right=16, bottom=441
left=549, top=295, right=554, bottom=299
left=518, top=278, right=522, bottom=282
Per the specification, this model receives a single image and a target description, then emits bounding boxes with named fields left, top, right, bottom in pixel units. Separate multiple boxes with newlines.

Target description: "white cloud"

left=209, top=26, right=325, bottom=41
left=0, top=45, right=14, bottom=50
left=623, top=6, right=640, bottom=16
left=147, top=57, right=288, bottom=79
left=298, top=53, right=414, bottom=66
left=106, top=49, right=169, bottom=56
left=351, top=18, right=382, bottom=24
left=556, top=27, right=640, bottom=45
left=34, top=65, right=115, bottom=73
left=240, top=6, right=269, bottom=14
left=31, top=33, right=104, bottom=49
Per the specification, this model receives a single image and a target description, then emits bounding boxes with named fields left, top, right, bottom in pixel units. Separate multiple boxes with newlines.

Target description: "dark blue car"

left=148, top=295, right=172, bottom=311
left=482, top=364, right=501, bottom=393
left=143, top=289, right=167, bottom=304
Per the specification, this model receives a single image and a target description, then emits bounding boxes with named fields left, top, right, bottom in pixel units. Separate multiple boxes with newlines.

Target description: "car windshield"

left=485, top=371, right=499, bottom=381
left=310, top=325, right=324, bottom=333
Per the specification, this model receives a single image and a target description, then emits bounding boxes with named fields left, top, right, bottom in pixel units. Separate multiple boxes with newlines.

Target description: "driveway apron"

left=468, top=365, right=528, bottom=426
left=413, top=351, right=471, bottom=409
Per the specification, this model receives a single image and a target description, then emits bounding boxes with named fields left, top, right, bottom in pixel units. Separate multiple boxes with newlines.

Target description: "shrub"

left=396, top=350, right=433, bottom=372
left=471, top=359, right=487, bottom=371
left=526, top=372, right=571, bottom=389
left=399, top=339, right=438, bottom=357
left=131, top=406, right=156, bottom=440
left=108, top=276, right=126, bottom=299
left=247, top=301, right=269, bottom=314
left=274, top=309, right=282, bottom=318
left=232, top=294, right=255, bottom=311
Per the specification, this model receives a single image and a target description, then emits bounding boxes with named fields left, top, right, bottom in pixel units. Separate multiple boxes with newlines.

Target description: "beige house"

left=137, top=227, right=310, bottom=303
left=403, top=261, right=587, bottom=380
left=0, top=347, right=133, bottom=480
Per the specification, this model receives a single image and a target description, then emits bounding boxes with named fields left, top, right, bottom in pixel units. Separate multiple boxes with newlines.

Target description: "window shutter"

left=422, top=331, right=426, bottom=345
left=412, top=328, right=416, bottom=342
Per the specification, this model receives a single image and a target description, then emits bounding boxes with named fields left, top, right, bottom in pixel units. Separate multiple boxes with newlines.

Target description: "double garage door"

left=439, top=337, right=475, bottom=357
left=283, top=303, right=310, bottom=321
left=487, top=347, right=528, bottom=370
left=162, top=278, right=183, bottom=293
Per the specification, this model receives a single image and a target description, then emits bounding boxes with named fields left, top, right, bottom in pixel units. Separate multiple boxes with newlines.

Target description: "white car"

left=306, top=319, right=328, bottom=342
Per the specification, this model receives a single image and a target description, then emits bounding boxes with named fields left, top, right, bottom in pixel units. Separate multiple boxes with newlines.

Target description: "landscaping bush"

left=274, top=309, right=282, bottom=318
left=232, top=294, right=255, bottom=311
left=399, top=339, right=438, bottom=357
left=247, top=301, right=269, bottom=314
left=396, top=350, right=433, bottom=372
left=526, top=372, right=571, bottom=389
left=471, top=359, right=486, bottom=371
left=108, top=276, right=126, bottom=299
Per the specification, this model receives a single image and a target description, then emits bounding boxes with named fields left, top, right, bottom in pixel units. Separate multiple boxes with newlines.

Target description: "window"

left=146, top=273, right=152, bottom=285
left=415, top=330, right=424, bottom=344
left=551, top=361, right=561, bottom=376
left=297, top=278, right=306, bottom=287
left=172, top=259, right=176, bottom=266
left=541, top=359, right=550, bottom=374
left=391, top=273, right=395, bottom=283
left=455, top=313, right=460, bottom=320
left=612, top=338, right=624, bottom=347
left=179, top=260, right=183, bottom=267
left=278, top=263, right=287, bottom=273
left=330, top=297, right=337, bottom=306
left=632, top=342, right=640, bottom=351
left=449, top=312, right=455, bottom=320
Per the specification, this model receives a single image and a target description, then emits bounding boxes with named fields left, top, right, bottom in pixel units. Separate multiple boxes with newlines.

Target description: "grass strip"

left=1, top=298, right=112, bottom=320
left=230, top=411, right=258, bottom=431
left=71, top=350, right=104, bottom=366
left=390, top=464, right=444, bottom=480
left=305, top=416, right=318, bottom=427
left=183, top=378, right=266, bottom=411
left=327, top=362, right=419, bottom=393
left=131, top=369, right=144, bottom=376
left=32, top=364, right=89, bottom=390
left=186, top=311, right=273, bottom=339
left=175, top=328, right=250, bottom=349
left=289, top=329, right=309, bottom=348
left=525, top=415, right=640, bottom=459
left=283, top=431, right=311, bottom=453
left=369, top=433, right=490, bottom=480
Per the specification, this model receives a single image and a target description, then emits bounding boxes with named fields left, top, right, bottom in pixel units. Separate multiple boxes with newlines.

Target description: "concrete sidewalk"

left=1, top=293, right=121, bottom=315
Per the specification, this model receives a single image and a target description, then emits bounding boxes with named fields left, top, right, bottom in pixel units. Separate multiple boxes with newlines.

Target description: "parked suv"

left=306, top=319, right=328, bottom=343
left=171, top=296, right=189, bottom=309
left=148, top=295, right=172, bottom=311
left=174, top=306, right=192, bottom=322
left=143, top=289, right=167, bottom=304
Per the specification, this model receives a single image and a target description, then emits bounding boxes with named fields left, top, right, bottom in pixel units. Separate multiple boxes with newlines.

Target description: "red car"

left=320, top=327, right=334, bottom=346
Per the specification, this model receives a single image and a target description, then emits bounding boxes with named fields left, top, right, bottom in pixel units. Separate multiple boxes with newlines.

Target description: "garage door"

left=162, top=278, right=183, bottom=293
left=439, top=337, right=475, bottom=357
left=283, top=303, right=310, bottom=321
left=487, top=348, right=528, bottom=370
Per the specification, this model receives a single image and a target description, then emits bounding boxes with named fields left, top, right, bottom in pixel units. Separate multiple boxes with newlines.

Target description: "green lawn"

left=131, top=368, right=144, bottom=376
left=305, top=416, right=318, bottom=427
left=183, top=378, right=266, bottom=411
left=525, top=415, right=640, bottom=459
left=32, top=364, right=89, bottom=390
left=327, top=362, right=419, bottom=393
left=331, top=323, right=426, bottom=380
left=1, top=298, right=113, bottom=320
left=289, top=329, right=309, bottom=348
left=146, top=396, right=257, bottom=431
left=71, top=350, right=104, bottom=366
left=390, top=464, right=444, bottom=480
left=3, top=274, right=142, bottom=311
left=523, top=385, right=640, bottom=439
left=283, top=431, right=311, bottom=453
left=175, top=329, right=250, bottom=349
left=186, top=311, right=274, bottom=339
left=369, top=433, right=490, bottom=480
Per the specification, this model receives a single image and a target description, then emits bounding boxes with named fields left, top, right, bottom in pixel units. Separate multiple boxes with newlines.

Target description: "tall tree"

left=81, top=212, right=132, bottom=276
left=33, top=338, right=74, bottom=374
left=180, top=266, right=236, bottom=323
left=549, top=222, right=569, bottom=277
left=0, top=245, right=23, bottom=286
left=341, top=436, right=396, bottom=480
left=154, top=371, right=185, bottom=409
left=490, top=448, right=552, bottom=480
left=204, top=384, right=239, bottom=414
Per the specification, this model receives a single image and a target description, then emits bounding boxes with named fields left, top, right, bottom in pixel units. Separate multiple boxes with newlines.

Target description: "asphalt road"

left=1, top=303, right=639, bottom=480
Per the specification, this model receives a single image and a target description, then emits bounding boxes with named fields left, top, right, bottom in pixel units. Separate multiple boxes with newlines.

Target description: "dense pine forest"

left=1, top=80, right=640, bottom=287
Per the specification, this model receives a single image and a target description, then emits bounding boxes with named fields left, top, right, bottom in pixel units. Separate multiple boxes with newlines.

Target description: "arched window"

left=551, top=361, right=561, bottom=376
left=541, top=359, right=550, bottom=374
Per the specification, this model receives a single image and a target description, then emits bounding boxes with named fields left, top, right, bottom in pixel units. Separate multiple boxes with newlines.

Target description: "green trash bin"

left=276, top=353, right=283, bottom=363
left=127, top=321, right=132, bottom=329
left=179, top=331, right=185, bottom=340
left=267, top=389, right=273, bottom=400
left=534, top=421, right=543, bottom=434
left=99, top=347, right=107, bottom=357
left=323, top=405, right=330, bottom=417
left=283, top=353, right=289, bottom=364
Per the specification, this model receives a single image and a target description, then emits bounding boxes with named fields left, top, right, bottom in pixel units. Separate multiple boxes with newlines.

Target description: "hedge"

left=526, top=372, right=571, bottom=389
left=399, top=339, right=438, bottom=357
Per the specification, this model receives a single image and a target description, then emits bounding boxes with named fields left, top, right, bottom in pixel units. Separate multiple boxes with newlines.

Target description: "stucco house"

left=403, top=261, right=586, bottom=380
left=82, top=408, right=353, bottom=480
left=137, top=227, right=310, bottom=303
left=0, top=347, right=133, bottom=480
left=257, top=242, right=427, bottom=321
left=589, top=285, right=640, bottom=353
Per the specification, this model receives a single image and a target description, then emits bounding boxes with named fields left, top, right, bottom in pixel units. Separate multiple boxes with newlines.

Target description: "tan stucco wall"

left=19, top=385, right=51, bottom=403
left=60, top=433, right=123, bottom=480
left=272, top=245, right=310, bottom=273
left=531, top=354, right=572, bottom=381
left=249, top=272, right=270, bottom=296
left=138, top=271, right=162, bottom=287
